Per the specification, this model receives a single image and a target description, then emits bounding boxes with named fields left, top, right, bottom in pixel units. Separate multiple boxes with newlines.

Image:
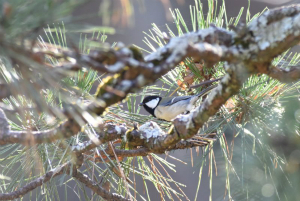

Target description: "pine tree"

left=0, top=0, right=300, bottom=200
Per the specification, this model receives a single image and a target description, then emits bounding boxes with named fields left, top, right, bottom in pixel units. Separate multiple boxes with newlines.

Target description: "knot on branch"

left=126, top=121, right=165, bottom=148
left=0, top=109, right=10, bottom=137
left=230, top=22, right=254, bottom=48
left=139, top=121, right=165, bottom=140
left=101, top=123, right=126, bottom=142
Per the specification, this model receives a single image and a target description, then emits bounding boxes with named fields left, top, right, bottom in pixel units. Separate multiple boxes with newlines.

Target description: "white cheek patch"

left=145, top=98, right=160, bottom=109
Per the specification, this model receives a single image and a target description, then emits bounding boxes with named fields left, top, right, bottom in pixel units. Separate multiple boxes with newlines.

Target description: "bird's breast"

left=154, top=101, right=190, bottom=121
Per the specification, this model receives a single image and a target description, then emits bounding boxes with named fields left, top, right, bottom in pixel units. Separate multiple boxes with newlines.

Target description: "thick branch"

left=244, top=5, right=300, bottom=69
left=88, top=136, right=215, bottom=162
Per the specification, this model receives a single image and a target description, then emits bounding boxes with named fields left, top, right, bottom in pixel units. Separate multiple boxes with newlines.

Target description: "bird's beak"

left=139, top=103, right=144, bottom=106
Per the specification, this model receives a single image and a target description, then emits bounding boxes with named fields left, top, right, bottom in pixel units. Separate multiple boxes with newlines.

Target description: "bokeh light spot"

left=261, top=183, right=275, bottom=197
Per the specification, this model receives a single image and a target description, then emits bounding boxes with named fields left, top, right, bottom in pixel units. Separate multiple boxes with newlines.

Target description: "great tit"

left=139, top=85, right=217, bottom=121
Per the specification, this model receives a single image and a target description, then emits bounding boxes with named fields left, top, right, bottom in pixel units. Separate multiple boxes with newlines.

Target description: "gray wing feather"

left=159, top=84, right=217, bottom=107
left=159, top=96, right=192, bottom=106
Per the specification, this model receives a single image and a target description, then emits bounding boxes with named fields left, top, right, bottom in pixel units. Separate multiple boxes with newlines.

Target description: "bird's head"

left=139, top=96, right=162, bottom=117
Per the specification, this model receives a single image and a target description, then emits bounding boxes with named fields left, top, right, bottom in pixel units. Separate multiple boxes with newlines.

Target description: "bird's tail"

left=196, top=84, right=218, bottom=97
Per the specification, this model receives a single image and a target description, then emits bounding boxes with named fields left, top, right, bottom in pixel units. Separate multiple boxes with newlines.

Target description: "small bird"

left=139, top=85, right=217, bottom=121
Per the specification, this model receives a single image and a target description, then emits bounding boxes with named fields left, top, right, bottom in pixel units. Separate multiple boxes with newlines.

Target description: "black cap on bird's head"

left=139, top=96, right=162, bottom=117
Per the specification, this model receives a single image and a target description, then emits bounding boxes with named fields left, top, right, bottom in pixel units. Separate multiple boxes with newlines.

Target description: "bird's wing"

left=159, top=96, right=192, bottom=106
left=157, top=85, right=217, bottom=108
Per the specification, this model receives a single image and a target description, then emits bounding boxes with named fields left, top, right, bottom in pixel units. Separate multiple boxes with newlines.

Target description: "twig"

left=73, top=170, right=130, bottom=201
left=0, top=163, right=70, bottom=200
left=108, top=142, right=133, bottom=201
